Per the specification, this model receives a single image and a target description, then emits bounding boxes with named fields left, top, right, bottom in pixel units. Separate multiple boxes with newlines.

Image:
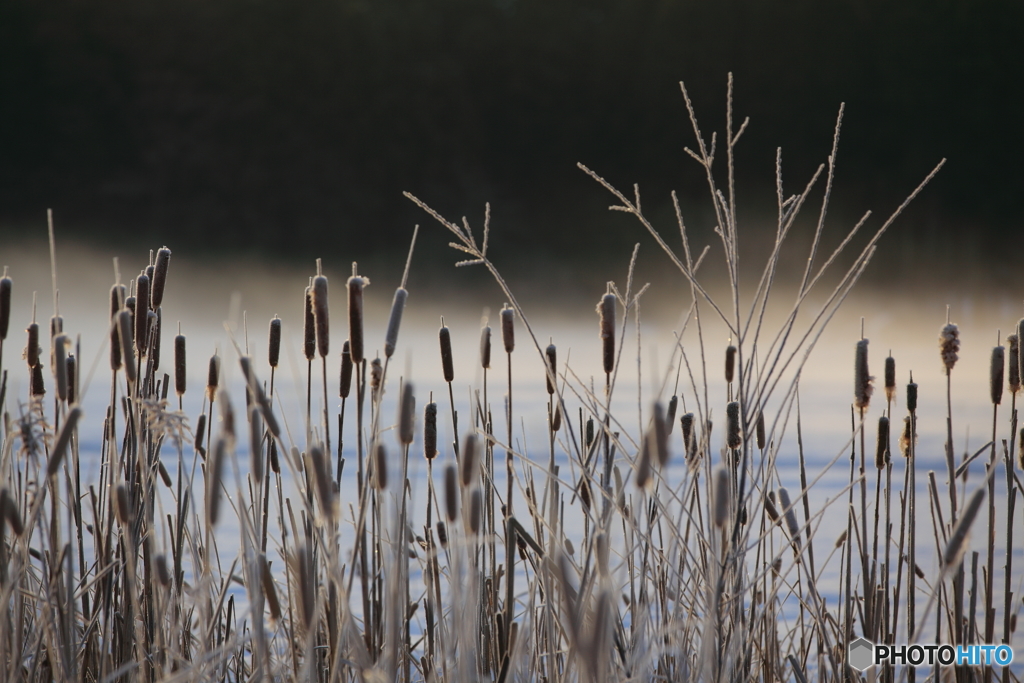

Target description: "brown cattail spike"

left=312, top=264, right=329, bottom=358
left=468, top=489, right=482, bottom=535
left=777, top=487, right=801, bottom=551
left=875, top=416, right=890, bottom=469
left=260, top=554, right=282, bottom=622
left=439, top=324, right=454, bottom=383
left=117, top=311, right=136, bottom=382
left=854, top=339, right=873, bottom=411
left=151, top=247, right=171, bottom=309
left=550, top=401, right=562, bottom=431
left=545, top=344, right=557, bottom=395
left=347, top=272, right=367, bottom=364
left=135, top=274, right=150, bottom=357
left=219, top=388, right=236, bottom=441
left=0, top=269, right=10, bottom=341
left=206, top=354, right=220, bottom=402
left=310, top=445, right=335, bottom=520
left=1007, top=334, right=1020, bottom=393
left=636, top=431, right=653, bottom=489
left=373, top=442, right=388, bottom=490
left=755, top=411, right=766, bottom=450
left=712, top=466, right=730, bottom=528
left=30, top=364, right=44, bottom=397
left=249, top=406, right=263, bottom=484
left=53, top=334, right=68, bottom=402
left=268, top=316, right=281, bottom=369
left=384, top=288, right=408, bottom=359
left=1016, top=319, right=1024, bottom=394
left=907, top=375, right=918, bottom=413
left=884, top=356, right=896, bottom=402
left=154, top=554, right=171, bottom=588
left=680, top=412, right=696, bottom=461
left=115, top=484, right=131, bottom=526
left=1018, top=428, right=1024, bottom=470
left=665, top=395, right=678, bottom=435
left=398, top=382, right=415, bottom=445
left=460, top=433, right=478, bottom=487
left=174, top=333, right=186, bottom=397
left=652, top=401, right=669, bottom=467
left=939, top=322, right=960, bottom=372
left=899, top=416, right=915, bottom=458
left=195, top=413, right=207, bottom=455
left=339, top=340, right=353, bottom=398
left=598, top=292, right=615, bottom=375
left=424, top=402, right=438, bottom=459
left=500, top=304, right=515, bottom=353
left=26, top=322, right=39, bottom=369
left=444, top=464, right=459, bottom=521
left=480, top=324, right=491, bottom=369
left=726, top=401, right=742, bottom=449
left=66, top=354, right=76, bottom=404
left=369, top=358, right=382, bottom=394
left=303, top=284, right=315, bottom=361
left=725, top=345, right=737, bottom=384
left=207, top=436, right=226, bottom=526
left=109, top=285, right=125, bottom=371
left=150, top=309, right=161, bottom=370
left=990, top=345, right=1005, bottom=405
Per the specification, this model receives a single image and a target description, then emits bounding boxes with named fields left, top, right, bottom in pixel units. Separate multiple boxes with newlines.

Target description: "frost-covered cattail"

left=439, top=324, right=454, bottom=383
left=151, top=247, right=171, bottom=309
left=52, top=334, right=68, bottom=402
left=384, top=287, right=408, bottom=359
left=0, top=268, right=11, bottom=341
left=854, top=339, right=873, bottom=411
left=990, top=345, right=1005, bottom=405
left=939, top=323, right=960, bottom=372
left=268, top=316, right=281, bottom=369
left=725, top=345, right=737, bottom=384
left=347, top=270, right=367, bottom=364
left=681, top=412, right=696, bottom=461
left=249, top=406, right=263, bottom=484
left=118, top=310, right=136, bottom=382
left=26, top=322, right=39, bottom=369
left=312, top=263, right=329, bottom=358
left=943, top=486, right=985, bottom=567
left=501, top=304, right=515, bottom=353
left=302, top=284, right=315, bottom=362
left=460, top=433, right=478, bottom=487
left=135, top=274, right=150, bottom=357
left=424, top=401, right=438, bottom=459
left=398, top=382, right=415, bottom=446
left=545, top=344, right=557, bottom=395
left=480, top=323, right=491, bottom=369
left=444, top=464, right=459, bottom=521
left=652, top=401, right=669, bottom=467
left=206, top=354, right=220, bottom=402
left=665, top=395, right=678, bottom=436
left=884, top=355, right=896, bottom=402
left=174, top=332, right=186, bottom=397
left=712, top=466, right=730, bottom=528
left=339, top=341, right=352, bottom=399
left=726, top=401, right=742, bottom=449
left=875, top=416, right=890, bottom=469
left=1008, top=334, right=1020, bottom=393
left=598, top=291, right=615, bottom=375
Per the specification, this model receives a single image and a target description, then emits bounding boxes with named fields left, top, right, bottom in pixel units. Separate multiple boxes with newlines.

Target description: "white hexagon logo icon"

left=848, top=638, right=874, bottom=671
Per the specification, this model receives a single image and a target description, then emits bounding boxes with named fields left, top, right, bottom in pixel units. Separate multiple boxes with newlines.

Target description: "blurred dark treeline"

left=1, top=0, right=1020, bottom=271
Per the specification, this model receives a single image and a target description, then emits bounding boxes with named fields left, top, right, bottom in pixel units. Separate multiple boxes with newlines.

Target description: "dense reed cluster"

left=0, top=81, right=1020, bottom=683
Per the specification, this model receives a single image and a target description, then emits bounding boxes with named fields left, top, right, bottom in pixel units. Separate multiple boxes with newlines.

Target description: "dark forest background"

left=1, top=0, right=1020, bottom=276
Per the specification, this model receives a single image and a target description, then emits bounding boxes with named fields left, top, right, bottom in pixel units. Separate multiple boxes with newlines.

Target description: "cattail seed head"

left=652, top=401, right=669, bottom=467
left=249, top=406, right=263, bottom=484
left=990, top=345, right=1005, bottom=405
left=47, top=405, right=81, bottom=476
left=206, top=354, right=220, bottom=402
left=302, top=285, right=315, bottom=361
left=500, top=304, right=515, bottom=353
left=347, top=273, right=367, bottom=364
left=66, top=353, right=76, bottom=404
left=369, top=358, right=382, bottom=394
left=943, top=485, right=986, bottom=567
left=207, top=436, right=226, bottom=526
left=423, top=402, right=438, bottom=459
left=373, top=442, right=388, bottom=490
left=0, top=270, right=10, bottom=340
left=545, top=343, right=557, bottom=395
left=109, top=285, right=125, bottom=370
left=725, top=345, right=737, bottom=383
left=436, top=521, right=448, bottom=547
left=260, top=554, right=282, bottom=622
left=468, top=489, right=482, bottom=535
left=875, top=416, right=890, bottom=469
left=586, top=417, right=595, bottom=448
left=834, top=529, right=848, bottom=548
left=939, top=323, right=960, bottom=372
left=115, top=483, right=131, bottom=526
left=725, top=401, right=742, bottom=450
left=899, top=416, right=916, bottom=457
left=444, top=464, right=459, bottom=521
left=339, top=341, right=353, bottom=398
left=854, top=339, right=873, bottom=411
left=268, top=316, right=281, bottom=369
left=53, top=334, right=68, bottom=401
left=636, top=431, right=653, bottom=489
left=550, top=401, right=562, bottom=432
left=296, top=543, right=315, bottom=630
left=154, top=554, right=171, bottom=588
left=31, top=361, right=45, bottom=397
left=712, top=466, right=730, bottom=528
left=598, top=292, right=615, bottom=375
left=269, top=438, right=280, bottom=473
left=755, top=410, right=766, bottom=450
left=384, top=287, right=408, bottom=359
left=195, top=413, right=207, bottom=455
left=460, top=433, right=478, bottom=487
left=666, top=395, right=678, bottom=435
left=1007, top=334, right=1020, bottom=393
left=907, top=377, right=918, bottom=413
left=480, top=324, right=491, bottom=369
left=174, top=333, right=186, bottom=397
left=398, top=382, right=415, bottom=445
left=26, top=322, right=39, bottom=369
left=764, top=491, right=780, bottom=523
left=218, top=388, right=236, bottom=441
left=135, top=274, right=150, bottom=357
left=312, top=268, right=329, bottom=358
left=1017, top=319, right=1024, bottom=393
left=884, top=355, right=896, bottom=403
left=149, top=309, right=161, bottom=370
left=151, top=247, right=171, bottom=309
left=439, top=324, right=454, bottom=383
left=680, top=412, right=696, bottom=461
left=310, top=445, right=335, bottom=521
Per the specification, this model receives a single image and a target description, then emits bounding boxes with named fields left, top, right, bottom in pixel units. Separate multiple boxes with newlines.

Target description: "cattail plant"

left=109, top=284, right=124, bottom=371
left=373, top=442, right=388, bottom=490
left=399, top=382, right=415, bottom=446
left=884, top=355, right=896, bottom=403
left=174, top=330, right=186, bottom=402
left=135, top=273, right=150, bottom=357
left=480, top=323, right=491, bottom=370
left=444, top=464, right=459, bottom=521
left=598, top=289, right=615, bottom=378
left=303, top=283, right=316, bottom=363
left=151, top=247, right=171, bottom=309
left=652, top=401, right=669, bottom=467
left=854, top=339, right=872, bottom=412
left=26, top=321, right=39, bottom=370
left=712, top=466, right=730, bottom=528
left=52, top=333, right=68, bottom=402
left=65, top=353, right=76, bottom=404
left=725, top=344, right=737, bottom=384
left=875, top=416, right=890, bottom=469
left=1007, top=334, right=1020, bottom=393
left=681, top=412, right=697, bottom=462
left=939, top=322, right=960, bottom=372
left=385, top=288, right=409, bottom=360
left=726, top=401, right=741, bottom=450
left=545, top=343, right=557, bottom=395
left=117, top=310, right=136, bottom=383
left=0, top=267, right=10, bottom=368
left=990, top=344, right=1005, bottom=405
left=347, top=268, right=367, bottom=364
left=424, top=402, right=438, bottom=459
